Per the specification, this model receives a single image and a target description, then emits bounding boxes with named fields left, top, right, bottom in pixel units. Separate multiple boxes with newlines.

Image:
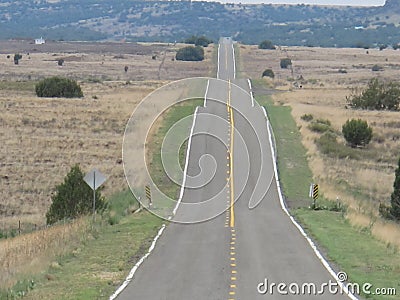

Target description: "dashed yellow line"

left=228, top=80, right=235, bottom=228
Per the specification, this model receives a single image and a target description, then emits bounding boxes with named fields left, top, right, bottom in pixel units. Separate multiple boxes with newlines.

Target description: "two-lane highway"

left=116, top=38, right=352, bottom=299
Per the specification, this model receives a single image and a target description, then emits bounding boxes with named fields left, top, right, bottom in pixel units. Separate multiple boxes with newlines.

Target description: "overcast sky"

left=215, top=0, right=386, bottom=6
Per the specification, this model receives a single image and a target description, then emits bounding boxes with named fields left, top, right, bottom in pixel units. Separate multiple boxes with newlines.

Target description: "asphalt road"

left=117, top=38, right=351, bottom=299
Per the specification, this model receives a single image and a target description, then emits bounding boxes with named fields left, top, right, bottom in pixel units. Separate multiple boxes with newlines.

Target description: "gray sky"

left=215, top=0, right=386, bottom=6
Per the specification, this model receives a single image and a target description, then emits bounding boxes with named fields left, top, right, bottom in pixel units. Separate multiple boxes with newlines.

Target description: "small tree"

left=176, top=46, right=204, bottom=61
left=280, top=58, right=292, bottom=69
left=347, top=78, right=400, bottom=111
left=35, top=77, right=83, bottom=98
left=390, top=157, right=400, bottom=221
left=57, top=59, right=64, bottom=66
left=14, top=53, right=22, bottom=65
left=342, top=119, right=373, bottom=148
left=262, top=69, right=275, bottom=78
left=258, top=40, right=275, bottom=50
left=46, top=165, right=105, bottom=225
left=194, top=36, right=212, bottom=47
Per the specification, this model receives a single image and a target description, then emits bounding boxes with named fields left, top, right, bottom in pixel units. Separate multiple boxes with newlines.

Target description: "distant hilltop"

left=1, top=0, right=400, bottom=47
left=384, top=0, right=400, bottom=9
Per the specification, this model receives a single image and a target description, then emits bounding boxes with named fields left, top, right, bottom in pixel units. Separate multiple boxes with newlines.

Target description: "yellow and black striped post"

left=145, top=185, right=152, bottom=207
left=312, top=184, right=319, bottom=208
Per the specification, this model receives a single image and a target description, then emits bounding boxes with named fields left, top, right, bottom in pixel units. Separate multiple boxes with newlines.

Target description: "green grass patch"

left=316, top=132, right=362, bottom=160
left=20, top=192, right=163, bottom=300
left=294, top=209, right=400, bottom=299
left=211, top=43, right=218, bottom=78
left=308, top=122, right=331, bottom=133
left=256, top=95, right=313, bottom=207
left=257, top=90, right=400, bottom=299
left=0, top=81, right=36, bottom=92
left=105, top=189, right=140, bottom=225
left=149, top=99, right=202, bottom=200
left=308, top=118, right=332, bottom=134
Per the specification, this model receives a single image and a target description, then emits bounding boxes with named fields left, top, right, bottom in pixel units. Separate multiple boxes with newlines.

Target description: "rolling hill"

left=1, top=0, right=400, bottom=47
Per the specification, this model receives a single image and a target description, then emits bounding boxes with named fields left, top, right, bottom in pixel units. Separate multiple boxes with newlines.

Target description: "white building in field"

left=35, top=37, right=45, bottom=45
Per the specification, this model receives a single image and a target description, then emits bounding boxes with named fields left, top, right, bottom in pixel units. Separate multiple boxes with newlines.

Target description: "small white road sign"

left=84, top=168, right=107, bottom=190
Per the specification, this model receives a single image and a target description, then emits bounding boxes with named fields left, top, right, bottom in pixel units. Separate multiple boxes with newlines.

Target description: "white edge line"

left=247, top=79, right=254, bottom=107
left=204, top=79, right=210, bottom=108
left=172, top=106, right=199, bottom=216
left=232, top=43, right=236, bottom=79
left=110, top=106, right=199, bottom=300
left=261, top=106, right=358, bottom=300
left=217, top=44, right=220, bottom=79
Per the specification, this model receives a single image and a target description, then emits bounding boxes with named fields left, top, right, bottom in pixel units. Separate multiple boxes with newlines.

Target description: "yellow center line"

left=226, top=58, right=237, bottom=300
left=228, top=79, right=235, bottom=228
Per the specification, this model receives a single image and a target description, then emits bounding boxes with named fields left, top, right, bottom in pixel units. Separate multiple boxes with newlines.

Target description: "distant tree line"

left=184, top=35, right=213, bottom=47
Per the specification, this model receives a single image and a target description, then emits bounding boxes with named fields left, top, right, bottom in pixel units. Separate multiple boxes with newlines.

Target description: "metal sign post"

left=84, top=168, right=107, bottom=222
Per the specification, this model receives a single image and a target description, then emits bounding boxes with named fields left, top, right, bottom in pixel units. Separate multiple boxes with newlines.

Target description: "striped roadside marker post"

left=310, top=183, right=319, bottom=209
left=145, top=185, right=152, bottom=208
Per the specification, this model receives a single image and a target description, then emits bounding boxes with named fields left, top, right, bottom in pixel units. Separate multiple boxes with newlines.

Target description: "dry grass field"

left=240, top=44, right=400, bottom=246
left=0, top=40, right=213, bottom=290
left=0, top=40, right=214, bottom=232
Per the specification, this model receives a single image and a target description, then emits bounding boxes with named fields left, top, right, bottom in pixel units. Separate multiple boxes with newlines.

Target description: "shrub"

left=347, top=78, right=400, bottom=111
left=35, top=77, right=83, bottom=98
left=372, top=64, right=384, bottom=71
left=316, top=132, right=360, bottom=160
left=301, top=114, right=313, bottom=121
left=379, top=202, right=392, bottom=219
left=308, top=118, right=332, bottom=133
left=338, top=69, right=347, bottom=74
left=262, top=69, right=275, bottom=78
left=258, top=40, right=275, bottom=50
left=342, top=119, right=373, bottom=148
left=390, top=157, right=400, bottom=221
left=14, top=53, right=22, bottom=65
left=315, top=118, right=331, bottom=126
left=379, top=44, right=388, bottom=51
left=176, top=46, right=204, bottom=61
left=46, top=165, right=105, bottom=225
left=280, top=58, right=292, bottom=69
left=308, top=122, right=330, bottom=133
